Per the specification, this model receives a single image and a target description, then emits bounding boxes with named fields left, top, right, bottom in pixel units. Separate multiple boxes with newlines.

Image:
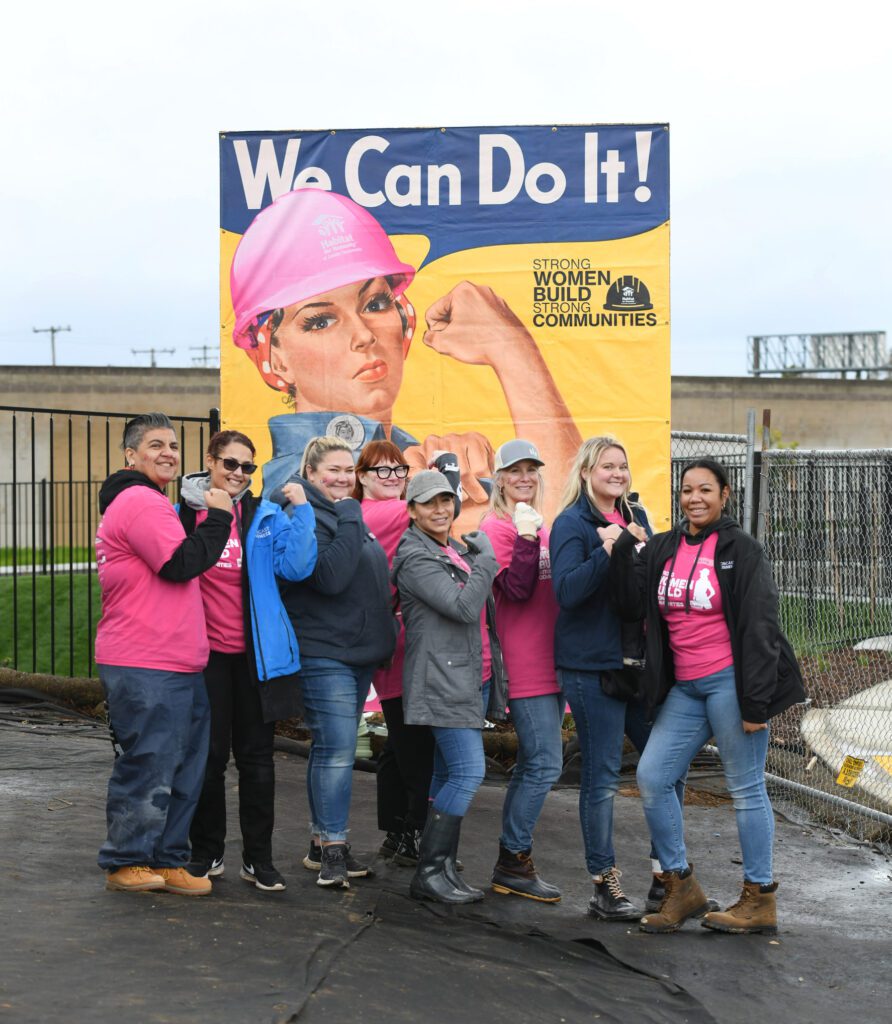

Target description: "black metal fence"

left=0, top=406, right=219, bottom=677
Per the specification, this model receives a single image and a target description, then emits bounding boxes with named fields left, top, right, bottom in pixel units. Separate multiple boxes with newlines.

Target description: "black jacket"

left=610, top=516, right=806, bottom=723
left=278, top=479, right=397, bottom=667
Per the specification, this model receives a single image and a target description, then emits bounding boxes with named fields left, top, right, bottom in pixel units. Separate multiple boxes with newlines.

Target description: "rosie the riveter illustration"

left=231, top=188, right=582, bottom=523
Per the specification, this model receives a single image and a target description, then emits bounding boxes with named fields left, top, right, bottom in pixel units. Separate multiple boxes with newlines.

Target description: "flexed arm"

left=423, top=282, right=582, bottom=518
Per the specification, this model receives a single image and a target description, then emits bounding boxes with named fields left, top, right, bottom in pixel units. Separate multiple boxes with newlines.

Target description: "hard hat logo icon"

left=603, top=275, right=653, bottom=311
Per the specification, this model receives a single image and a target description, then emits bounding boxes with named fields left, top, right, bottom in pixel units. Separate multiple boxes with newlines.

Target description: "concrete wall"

left=672, top=376, right=892, bottom=449
left=1, top=366, right=890, bottom=454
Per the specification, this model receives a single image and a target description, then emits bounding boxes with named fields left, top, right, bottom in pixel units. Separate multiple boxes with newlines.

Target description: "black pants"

left=377, top=696, right=435, bottom=833
left=189, top=650, right=276, bottom=866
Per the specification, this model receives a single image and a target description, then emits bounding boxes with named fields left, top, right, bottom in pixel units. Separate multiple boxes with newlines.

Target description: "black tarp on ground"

left=0, top=706, right=889, bottom=1023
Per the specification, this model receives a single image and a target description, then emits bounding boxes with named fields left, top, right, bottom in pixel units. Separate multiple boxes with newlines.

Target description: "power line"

left=33, top=325, right=71, bottom=366
left=131, top=347, right=175, bottom=368
left=189, top=344, right=218, bottom=367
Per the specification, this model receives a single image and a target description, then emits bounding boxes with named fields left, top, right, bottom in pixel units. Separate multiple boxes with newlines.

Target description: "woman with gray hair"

left=95, top=413, right=233, bottom=896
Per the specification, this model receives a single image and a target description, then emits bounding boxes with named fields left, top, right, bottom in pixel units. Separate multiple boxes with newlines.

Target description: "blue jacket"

left=178, top=475, right=317, bottom=682
left=551, top=492, right=651, bottom=672
left=243, top=498, right=317, bottom=680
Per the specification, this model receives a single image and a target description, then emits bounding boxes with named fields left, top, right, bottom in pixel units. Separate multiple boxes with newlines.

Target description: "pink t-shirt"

left=603, top=508, right=628, bottom=529
left=658, top=532, right=733, bottom=681
left=95, top=485, right=209, bottom=673
left=443, top=544, right=492, bottom=684
left=362, top=498, right=410, bottom=701
left=195, top=509, right=245, bottom=655
left=480, top=514, right=559, bottom=699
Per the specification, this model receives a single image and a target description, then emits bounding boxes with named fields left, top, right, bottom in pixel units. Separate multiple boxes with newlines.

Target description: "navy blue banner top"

left=220, top=124, right=669, bottom=268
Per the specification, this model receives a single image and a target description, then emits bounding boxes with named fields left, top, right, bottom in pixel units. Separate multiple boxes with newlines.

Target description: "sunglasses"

left=368, top=465, right=410, bottom=480
left=215, top=456, right=257, bottom=475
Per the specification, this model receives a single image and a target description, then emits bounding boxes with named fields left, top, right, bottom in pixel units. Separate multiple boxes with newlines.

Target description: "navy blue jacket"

left=279, top=479, right=397, bottom=667
left=551, top=492, right=651, bottom=672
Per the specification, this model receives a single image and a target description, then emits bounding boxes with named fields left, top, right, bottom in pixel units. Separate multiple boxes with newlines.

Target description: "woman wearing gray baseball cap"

left=391, top=470, right=506, bottom=904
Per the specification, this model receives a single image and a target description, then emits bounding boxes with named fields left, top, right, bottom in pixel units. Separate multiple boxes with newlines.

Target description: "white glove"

left=513, top=502, right=543, bottom=538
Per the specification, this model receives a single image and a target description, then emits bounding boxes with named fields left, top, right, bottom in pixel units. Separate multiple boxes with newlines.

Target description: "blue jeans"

left=636, top=666, right=774, bottom=884
left=429, top=681, right=489, bottom=817
left=560, top=669, right=678, bottom=876
left=98, top=665, right=209, bottom=870
left=500, top=692, right=564, bottom=852
left=299, top=657, right=373, bottom=842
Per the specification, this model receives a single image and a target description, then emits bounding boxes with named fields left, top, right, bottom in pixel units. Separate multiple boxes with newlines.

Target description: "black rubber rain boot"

left=409, top=812, right=482, bottom=904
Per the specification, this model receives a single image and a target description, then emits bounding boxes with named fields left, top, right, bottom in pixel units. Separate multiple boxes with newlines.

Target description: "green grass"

left=0, top=574, right=101, bottom=677
left=0, top=546, right=94, bottom=567
left=780, top=594, right=892, bottom=657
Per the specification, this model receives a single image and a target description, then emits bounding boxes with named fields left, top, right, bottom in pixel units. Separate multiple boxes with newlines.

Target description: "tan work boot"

left=701, top=881, right=778, bottom=935
left=156, top=867, right=213, bottom=896
left=106, top=865, right=165, bottom=892
left=639, top=866, right=709, bottom=933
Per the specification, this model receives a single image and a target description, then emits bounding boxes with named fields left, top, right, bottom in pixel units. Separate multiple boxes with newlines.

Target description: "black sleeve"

left=608, top=528, right=649, bottom=621
left=158, top=508, right=233, bottom=582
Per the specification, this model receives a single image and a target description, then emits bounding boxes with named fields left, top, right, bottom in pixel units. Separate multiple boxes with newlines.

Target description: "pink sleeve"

left=120, top=490, right=189, bottom=573
left=480, top=515, right=517, bottom=574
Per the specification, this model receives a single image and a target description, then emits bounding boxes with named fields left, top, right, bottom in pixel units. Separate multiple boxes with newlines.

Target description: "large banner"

left=219, top=124, right=671, bottom=528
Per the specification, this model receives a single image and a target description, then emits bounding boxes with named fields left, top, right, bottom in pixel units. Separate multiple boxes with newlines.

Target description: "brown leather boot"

left=639, top=866, right=709, bottom=933
left=701, top=881, right=778, bottom=935
left=491, top=846, right=561, bottom=902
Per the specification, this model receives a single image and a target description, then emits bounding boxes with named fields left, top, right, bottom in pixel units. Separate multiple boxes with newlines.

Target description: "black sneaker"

left=303, top=841, right=373, bottom=878
left=588, top=866, right=642, bottom=922
left=392, top=829, right=422, bottom=867
left=317, top=844, right=350, bottom=888
left=379, top=831, right=402, bottom=859
left=239, top=862, right=286, bottom=892
left=187, top=856, right=224, bottom=879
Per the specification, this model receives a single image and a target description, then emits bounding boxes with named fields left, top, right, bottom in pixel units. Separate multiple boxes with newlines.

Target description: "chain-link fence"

left=670, top=431, right=752, bottom=530
left=759, top=449, right=892, bottom=843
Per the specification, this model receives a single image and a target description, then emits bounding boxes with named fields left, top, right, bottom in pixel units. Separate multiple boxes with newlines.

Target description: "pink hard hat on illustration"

left=231, top=187, right=415, bottom=345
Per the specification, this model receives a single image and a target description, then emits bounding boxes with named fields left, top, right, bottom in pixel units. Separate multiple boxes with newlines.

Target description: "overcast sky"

left=2, top=0, right=888, bottom=377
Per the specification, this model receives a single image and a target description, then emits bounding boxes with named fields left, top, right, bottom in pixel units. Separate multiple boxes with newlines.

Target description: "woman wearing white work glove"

left=512, top=501, right=544, bottom=539
left=479, top=439, right=563, bottom=903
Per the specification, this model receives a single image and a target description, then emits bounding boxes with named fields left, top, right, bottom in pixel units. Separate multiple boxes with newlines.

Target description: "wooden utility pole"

left=33, top=325, right=71, bottom=366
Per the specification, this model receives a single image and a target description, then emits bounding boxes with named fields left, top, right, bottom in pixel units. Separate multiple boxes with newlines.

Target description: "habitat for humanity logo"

left=314, top=213, right=358, bottom=259
left=603, top=275, right=653, bottom=311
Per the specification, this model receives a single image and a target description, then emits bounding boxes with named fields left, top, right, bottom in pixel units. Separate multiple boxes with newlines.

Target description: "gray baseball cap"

left=493, top=439, right=544, bottom=471
left=406, top=469, right=456, bottom=505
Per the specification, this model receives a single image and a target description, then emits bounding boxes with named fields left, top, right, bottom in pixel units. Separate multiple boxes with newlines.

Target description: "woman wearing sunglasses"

left=353, top=440, right=435, bottom=869
left=178, top=430, right=317, bottom=892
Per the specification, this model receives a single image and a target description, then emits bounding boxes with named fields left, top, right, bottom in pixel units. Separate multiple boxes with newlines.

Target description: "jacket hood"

left=98, top=469, right=162, bottom=513
left=180, top=470, right=250, bottom=510
left=679, top=513, right=739, bottom=543
left=573, top=489, right=643, bottom=526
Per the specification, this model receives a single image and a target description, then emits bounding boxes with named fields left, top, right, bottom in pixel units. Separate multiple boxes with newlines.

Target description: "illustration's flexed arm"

left=424, top=281, right=582, bottom=518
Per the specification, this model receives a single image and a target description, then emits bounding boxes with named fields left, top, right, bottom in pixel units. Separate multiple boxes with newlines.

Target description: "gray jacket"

left=391, top=525, right=507, bottom=728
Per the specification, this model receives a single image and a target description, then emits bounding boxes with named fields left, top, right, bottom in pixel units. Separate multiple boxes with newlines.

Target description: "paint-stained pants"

left=97, top=664, right=209, bottom=870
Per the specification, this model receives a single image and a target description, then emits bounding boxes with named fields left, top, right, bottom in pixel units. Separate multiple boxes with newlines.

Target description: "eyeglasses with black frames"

left=368, top=464, right=410, bottom=479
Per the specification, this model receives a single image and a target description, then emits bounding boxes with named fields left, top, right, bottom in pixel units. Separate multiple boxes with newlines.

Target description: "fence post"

left=210, top=407, right=220, bottom=436
left=756, top=409, right=772, bottom=542
left=744, top=409, right=756, bottom=535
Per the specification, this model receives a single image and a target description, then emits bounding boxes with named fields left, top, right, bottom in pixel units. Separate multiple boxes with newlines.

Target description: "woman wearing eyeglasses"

left=178, top=431, right=317, bottom=892
left=352, top=440, right=435, bottom=868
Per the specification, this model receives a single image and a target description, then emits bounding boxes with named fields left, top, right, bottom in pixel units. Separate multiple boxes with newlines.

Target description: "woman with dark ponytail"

left=179, top=430, right=317, bottom=893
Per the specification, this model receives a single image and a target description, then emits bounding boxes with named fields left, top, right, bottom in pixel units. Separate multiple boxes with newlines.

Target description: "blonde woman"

left=479, top=440, right=562, bottom=902
left=550, top=436, right=658, bottom=921
left=278, top=436, right=397, bottom=889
